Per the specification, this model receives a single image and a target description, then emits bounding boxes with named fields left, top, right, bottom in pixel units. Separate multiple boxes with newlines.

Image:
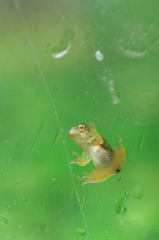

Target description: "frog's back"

left=102, top=138, right=114, bottom=153
left=87, top=145, right=113, bottom=169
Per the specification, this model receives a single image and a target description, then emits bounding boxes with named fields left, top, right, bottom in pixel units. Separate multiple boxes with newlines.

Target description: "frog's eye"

left=78, top=124, right=86, bottom=131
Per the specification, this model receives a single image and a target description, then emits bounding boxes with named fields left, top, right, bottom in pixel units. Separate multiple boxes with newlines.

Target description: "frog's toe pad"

left=76, top=174, right=84, bottom=180
left=118, top=138, right=122, bottom=145
left=69, top=160, right=76, bottom=164
left=72, top=151, right=78, bottom=156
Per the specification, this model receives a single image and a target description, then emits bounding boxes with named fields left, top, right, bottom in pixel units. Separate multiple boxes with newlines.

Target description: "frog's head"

left=69, top=123, right=91, bottom=143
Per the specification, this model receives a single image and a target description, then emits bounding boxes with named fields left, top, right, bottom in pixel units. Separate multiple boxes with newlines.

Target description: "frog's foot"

left=76, top=173, right=89, bottom=186
left=72, top=151, right=78, bottom=157
left=112, top=139, right=123, bottom=151
left=112, top=146, right=117, bottom=151
left=69, top=151, right=79, bottom=164
left=118, top=138, right=122, bottom=146
left=76, top=172, right=87, bottom=179
left=70, top=151, right=91, bottom=166
left=76, top=174, right=85, bottom=180
left=69, top=160, right=76, bottom=164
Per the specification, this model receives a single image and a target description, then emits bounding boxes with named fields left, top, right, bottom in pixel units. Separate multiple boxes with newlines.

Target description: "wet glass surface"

left=1, top=0, right=159, bottom=239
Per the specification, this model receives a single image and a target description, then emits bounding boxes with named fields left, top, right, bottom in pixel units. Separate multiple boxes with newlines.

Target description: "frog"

left=68, top=122, right=126, bottom=185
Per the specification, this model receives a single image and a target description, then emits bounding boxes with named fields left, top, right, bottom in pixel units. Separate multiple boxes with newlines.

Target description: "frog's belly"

left=87, top=146, right=112, bottom=169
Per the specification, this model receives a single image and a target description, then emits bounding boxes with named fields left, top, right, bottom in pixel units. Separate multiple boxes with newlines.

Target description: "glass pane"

left=1, top=0, right=159, bottom=239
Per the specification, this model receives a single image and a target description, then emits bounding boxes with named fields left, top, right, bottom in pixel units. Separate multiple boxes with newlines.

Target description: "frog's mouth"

left=68, top=126, right=78, bottom=135
left=68, top=126, right=90, bottom=138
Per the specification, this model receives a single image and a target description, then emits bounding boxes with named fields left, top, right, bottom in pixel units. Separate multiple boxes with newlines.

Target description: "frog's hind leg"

left=81, top=167, right=117, bottom=185
left=81, top=144, right=126, bottom=185
left=112, top=142, right=126, bottom=170
left=70, top=151, right=91, bottom=166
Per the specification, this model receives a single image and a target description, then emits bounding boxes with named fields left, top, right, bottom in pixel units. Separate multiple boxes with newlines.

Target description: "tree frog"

left=68, top=122, right=126, bottom=185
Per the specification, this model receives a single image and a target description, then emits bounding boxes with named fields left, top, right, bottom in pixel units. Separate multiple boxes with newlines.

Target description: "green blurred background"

left=1, top=0, right=159, bottom=239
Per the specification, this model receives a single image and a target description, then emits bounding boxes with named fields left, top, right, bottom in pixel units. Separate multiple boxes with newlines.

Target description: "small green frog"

left=69, top=122, right=126, bottom=185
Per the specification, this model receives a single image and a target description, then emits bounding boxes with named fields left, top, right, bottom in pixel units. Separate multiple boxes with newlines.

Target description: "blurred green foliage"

left=0, top=0, right=159, bottom=239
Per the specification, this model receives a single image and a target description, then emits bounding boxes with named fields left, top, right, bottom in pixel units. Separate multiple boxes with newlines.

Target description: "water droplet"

left=76, top=228, right=86, bottom=236
left=122, top=184, right=126, bottom=189
left=150, top=37, right=158, bottom=47
left=101, top=77, right=121, bottom=104
left=115, top=197, right=126, bottom=214
left=95, top=50, right=104, bottom=61
left=104, top=231, right=109, bottom=239
left=21, top=195, right=29, bottom=203
left=73, top=94, right=79, bottom=101
left=122, top=49, right=146, bottom=58
left=139, top=134, right=144, bottom=152
left=125, top=191, right=129, bottom=198
left=112, top=95, right=121, bottom=104
left=52, top=43, right=72, bottom=58
left=108, top=80, right=114, bottom=92
left=133, top=185, right=144, bottom=199
left=51, top=29, right=75, bottom=58
left=81, top=196, right=87, bottom=210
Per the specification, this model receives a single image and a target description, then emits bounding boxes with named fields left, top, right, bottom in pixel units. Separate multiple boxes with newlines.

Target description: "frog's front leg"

left=87, top=121, right=104, bottom=144
left=70, top=151, right=91, bottom=166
